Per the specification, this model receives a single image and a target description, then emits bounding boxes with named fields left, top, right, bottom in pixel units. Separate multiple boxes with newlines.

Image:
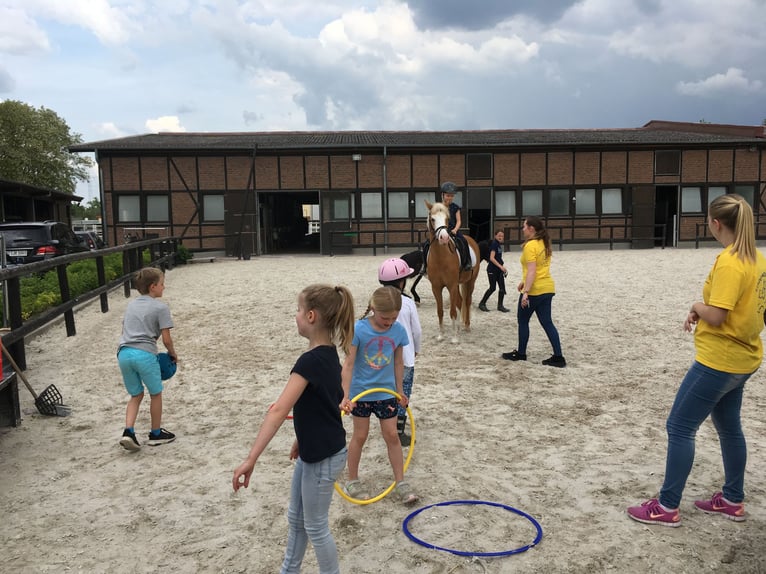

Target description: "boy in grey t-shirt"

left=117, top=267, right=178, bottom=451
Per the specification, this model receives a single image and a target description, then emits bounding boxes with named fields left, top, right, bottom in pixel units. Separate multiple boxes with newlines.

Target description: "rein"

left=429, top=225, right=451, bottom=244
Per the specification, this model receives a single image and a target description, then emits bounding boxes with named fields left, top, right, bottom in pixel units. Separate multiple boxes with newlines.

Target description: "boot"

left=461, top=244, right=472, bottom=271
left=497, top=292, right=510, bottom=313
left=478, top=289, right=491, bottom=312
left=397, top=415, right=411, bottom=446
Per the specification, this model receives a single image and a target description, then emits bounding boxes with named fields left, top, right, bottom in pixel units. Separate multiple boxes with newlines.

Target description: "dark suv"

left=75, top=231, right=106, bottom=250
left=0, top=221, right=89, bottom=265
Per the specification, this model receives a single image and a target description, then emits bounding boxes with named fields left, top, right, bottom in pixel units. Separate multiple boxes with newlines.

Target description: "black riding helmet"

left=440, top=181, right=458, bottom=195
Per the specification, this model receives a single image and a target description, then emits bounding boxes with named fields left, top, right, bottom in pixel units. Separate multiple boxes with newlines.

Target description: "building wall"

left=98, top=144, right=765, bottom=251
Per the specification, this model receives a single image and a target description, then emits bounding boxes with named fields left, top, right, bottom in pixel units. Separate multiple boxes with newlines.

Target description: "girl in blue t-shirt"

left=233, top=284, right=355, bottom=574
left=340, top=286, right=419, bottom=505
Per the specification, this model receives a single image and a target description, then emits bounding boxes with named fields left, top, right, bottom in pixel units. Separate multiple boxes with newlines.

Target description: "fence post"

left=56, top=264, right=76, bottom=337
left=5, top=277, right=25, bottom=370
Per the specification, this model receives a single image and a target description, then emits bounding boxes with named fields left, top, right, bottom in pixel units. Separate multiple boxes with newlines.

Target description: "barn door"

left=631, top=186, right=655, bottom=249
left=320, top=191, right=353, bottom=255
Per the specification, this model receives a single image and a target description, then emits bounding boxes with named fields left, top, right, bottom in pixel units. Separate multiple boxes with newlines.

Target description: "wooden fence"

left=0, top=237, right=179, bottom=371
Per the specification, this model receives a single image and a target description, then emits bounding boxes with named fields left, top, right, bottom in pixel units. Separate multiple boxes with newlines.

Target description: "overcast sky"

left=1, top=0, right=765, bottom=200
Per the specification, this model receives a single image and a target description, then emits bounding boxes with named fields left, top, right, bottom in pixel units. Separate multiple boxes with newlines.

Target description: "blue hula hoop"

left=402, top=500, right=543, bottom=558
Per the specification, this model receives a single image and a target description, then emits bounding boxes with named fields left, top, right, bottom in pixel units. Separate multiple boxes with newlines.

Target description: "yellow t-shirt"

left=521, top=238, right=555, bottom=295
left=694, top=248, right=766, bottom=374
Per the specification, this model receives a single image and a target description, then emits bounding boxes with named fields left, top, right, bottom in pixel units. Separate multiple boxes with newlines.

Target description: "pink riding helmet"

left=378, top=257, right=414, bottom=282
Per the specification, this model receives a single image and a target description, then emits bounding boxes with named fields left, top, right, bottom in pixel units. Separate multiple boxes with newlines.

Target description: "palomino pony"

left=424, top=201, right=481, bottom=342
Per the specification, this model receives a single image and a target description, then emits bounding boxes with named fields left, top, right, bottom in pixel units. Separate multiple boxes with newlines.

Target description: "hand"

left=684, top=309, right=699, bottom=332
left=521, top=293, right=529, bottom=308
left=397, top=393, right=409, bottom=408
left=339, top=398, right=355, bottom=414
left=289, top=441, right=299, bottom=460
left=232, top=460, right=255, bottom=492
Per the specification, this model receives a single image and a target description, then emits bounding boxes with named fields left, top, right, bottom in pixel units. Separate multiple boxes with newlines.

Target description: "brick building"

left=70, top=120, right=765, bottom=255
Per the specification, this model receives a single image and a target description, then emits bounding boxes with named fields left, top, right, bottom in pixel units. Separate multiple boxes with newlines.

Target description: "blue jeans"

left=659, top=361, right=751, bottom=509
left=397, top=366, right=414, bottom=417
left=516, top=292, right=562, bottom=356
left=281, top=447, right=347, bottom=574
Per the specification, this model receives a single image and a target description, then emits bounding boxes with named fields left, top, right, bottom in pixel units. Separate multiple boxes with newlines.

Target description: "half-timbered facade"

left=70, top=120, right=765, bottom=255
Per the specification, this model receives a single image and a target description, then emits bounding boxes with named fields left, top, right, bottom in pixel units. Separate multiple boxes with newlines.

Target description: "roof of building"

left=70, top=120, right=765, bottom=154
left=0, top=178, right=83, bottom=201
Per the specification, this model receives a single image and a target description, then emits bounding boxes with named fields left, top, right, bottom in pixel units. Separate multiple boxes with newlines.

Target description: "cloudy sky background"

left=1, top=0, right=765, bottom=200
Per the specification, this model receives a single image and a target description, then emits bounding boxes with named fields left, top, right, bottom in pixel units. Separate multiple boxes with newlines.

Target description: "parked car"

left=0, top=221, right=89, bottom=265
left=75, top=231, right=106, bottom=250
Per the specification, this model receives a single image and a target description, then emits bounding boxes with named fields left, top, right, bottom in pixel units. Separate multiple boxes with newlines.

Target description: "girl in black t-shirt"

left=233, top=284, right=355, bottom=574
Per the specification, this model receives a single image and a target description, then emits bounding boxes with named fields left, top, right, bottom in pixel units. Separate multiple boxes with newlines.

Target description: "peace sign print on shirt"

left=363, top=336, right=397, bottom=370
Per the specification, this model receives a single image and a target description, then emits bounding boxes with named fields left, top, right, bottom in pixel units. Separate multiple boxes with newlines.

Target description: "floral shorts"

left=351, top=397, right=398, bottom=419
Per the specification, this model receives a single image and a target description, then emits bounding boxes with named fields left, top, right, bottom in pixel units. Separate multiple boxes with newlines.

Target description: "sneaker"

left=398, top=431, right=412, bottom=447
left=394, top=481, right=419, bottom=505
left=345, top=479, right=370, bottom=501
left=119, top=429, right=141, bottom=452
left=501, top=350, right=527, bottom=361
left=147, top=428, right=176, bottom=446
left=542, top=355, right=567, bottom=368
left=694, top=492, right=746, bottom=522
left=627, top=498, right=681, bottom=527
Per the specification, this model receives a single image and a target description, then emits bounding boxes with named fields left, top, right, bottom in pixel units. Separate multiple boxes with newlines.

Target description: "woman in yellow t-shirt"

left=628, top=194, right=766, bottom=527
left=501, top=216, right=565, bottom=367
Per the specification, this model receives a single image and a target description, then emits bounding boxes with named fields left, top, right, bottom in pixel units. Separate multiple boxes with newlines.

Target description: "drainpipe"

left=383, top=145, right=388, bottom=253
left=95, top=149, right=107, bottom=242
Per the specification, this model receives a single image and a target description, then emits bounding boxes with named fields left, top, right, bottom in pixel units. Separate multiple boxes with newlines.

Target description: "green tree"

left=71, top=197, right=102, bottom=220
left=0, top=100, right=93, bottom=193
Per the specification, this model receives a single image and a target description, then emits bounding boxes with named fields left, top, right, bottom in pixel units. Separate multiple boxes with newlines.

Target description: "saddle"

left=453, top=234, right=472, bottom=271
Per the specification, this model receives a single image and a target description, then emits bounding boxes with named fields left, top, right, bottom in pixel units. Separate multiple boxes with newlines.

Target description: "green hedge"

left=2, top=253, right=128, bottom=322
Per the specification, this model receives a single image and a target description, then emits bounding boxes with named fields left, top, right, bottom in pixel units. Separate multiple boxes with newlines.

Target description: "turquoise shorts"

left=117, top=347, right=163, bottom=396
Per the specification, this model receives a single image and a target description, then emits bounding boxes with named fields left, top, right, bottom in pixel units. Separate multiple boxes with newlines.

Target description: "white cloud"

left=676, top=67, right=764, bottom=97
left=96, top=122, right=127, bottom=138
left=0, top=6, right=50, bottom=54
left=145, top=116, right=186, bottom=133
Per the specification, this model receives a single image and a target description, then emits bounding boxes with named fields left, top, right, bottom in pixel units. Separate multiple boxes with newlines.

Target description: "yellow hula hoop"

left=334, top=387, right=415, bottom=505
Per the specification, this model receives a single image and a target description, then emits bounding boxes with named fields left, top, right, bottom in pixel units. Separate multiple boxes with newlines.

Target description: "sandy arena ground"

left=0, top=247, right=765, bottom=573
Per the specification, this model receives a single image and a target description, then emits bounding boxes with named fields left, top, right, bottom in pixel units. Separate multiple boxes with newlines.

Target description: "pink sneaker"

left=694, top=492, right=745, bottom=522
left=627, top=498, right=681, bottom=527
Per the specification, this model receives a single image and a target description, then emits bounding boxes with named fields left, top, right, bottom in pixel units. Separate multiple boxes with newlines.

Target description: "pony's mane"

left=429, top=202, right=449, bottom=217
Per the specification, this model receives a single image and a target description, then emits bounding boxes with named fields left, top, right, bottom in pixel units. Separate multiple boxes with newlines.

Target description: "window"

left=147, top=195, right=169, bottom=222
left=708, top=186, right=726, bottom=206
left=203, top=195, right=224, bottom=221
left=522, top=190, right=543, bottom=216
left=466, top=153, right=492, bottom=179
left=361, top=192, right=382, bottom=219
left=415, top=192, right=433, bottom=218
left=118, top=195, right=140, bottom=222
left=495, top=190, right=516, bottom=216
left=681, top=187, right=702, bottom=213
left=575, top=189, right=596, bottom=215
left=735, top=185, right=755, bottom=208
left=602, top=188, right=623, bottom=214
left=387, top=191, right=409, bottom=218
left=655, top=150, right=680, bottom=176
left=549, top=189, right=570, bottom=216
left=332, top=198, right=350, bottom=220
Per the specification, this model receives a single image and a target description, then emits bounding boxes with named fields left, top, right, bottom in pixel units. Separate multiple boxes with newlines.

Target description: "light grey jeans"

left=280, top=447, right=347, bottom=574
